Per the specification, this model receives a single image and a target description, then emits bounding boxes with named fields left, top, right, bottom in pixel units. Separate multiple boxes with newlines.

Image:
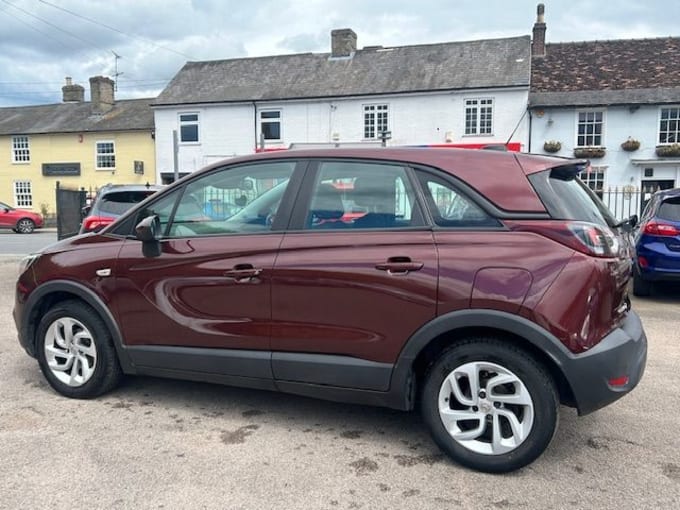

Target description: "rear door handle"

left=375, top=257, right=424, bottom=275
left=224, top=264, right=262, bottom=282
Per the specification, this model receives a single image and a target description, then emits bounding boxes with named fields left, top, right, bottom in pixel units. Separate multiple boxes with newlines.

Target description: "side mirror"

left=135, top=215, right=161, bottom=257
left=81, top=205, right=91, bottom=218
left=629, top=214, right=638, bottom=229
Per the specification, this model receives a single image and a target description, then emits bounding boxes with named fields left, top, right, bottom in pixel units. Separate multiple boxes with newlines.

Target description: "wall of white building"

left=153, top=87, right=530, bottom=182
left=530, top=104, right=680, bottom=190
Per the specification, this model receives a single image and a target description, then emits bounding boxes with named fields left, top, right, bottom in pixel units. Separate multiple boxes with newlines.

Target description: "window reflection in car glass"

left=168, top=162, right=295, bottom=237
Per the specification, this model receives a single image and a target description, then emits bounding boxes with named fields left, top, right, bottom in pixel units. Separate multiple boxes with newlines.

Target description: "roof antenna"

left=112, top=51, right=124, bottom=92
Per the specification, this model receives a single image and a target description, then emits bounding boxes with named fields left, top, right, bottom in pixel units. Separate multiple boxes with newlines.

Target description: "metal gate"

left=55, top=181, right=86, bottom=240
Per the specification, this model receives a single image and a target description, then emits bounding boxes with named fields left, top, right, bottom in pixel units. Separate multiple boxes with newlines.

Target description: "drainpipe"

left=527, top=109, right=533, bottom=153
left=252, top=101, right=258, bottom=153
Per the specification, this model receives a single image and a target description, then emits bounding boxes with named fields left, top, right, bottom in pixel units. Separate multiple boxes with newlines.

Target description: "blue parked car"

left=633, top=188, right=680, bottom=296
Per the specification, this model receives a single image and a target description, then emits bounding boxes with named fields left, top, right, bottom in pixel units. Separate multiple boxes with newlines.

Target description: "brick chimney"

left=532, top=3, right=546, bottom=58
left=89, top=75, right=115, bottom=113
left=62, top=76, right=84, bottom=102
left=331, top=28, right=357, bottom=58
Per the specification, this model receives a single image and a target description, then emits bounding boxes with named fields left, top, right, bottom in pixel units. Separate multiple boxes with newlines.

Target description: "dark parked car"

left=80, top=183, right=163, bottom=233
left=633, top=187, right=680, bottom=295
left=0, top=201, right=43, bottom=233
left=14, top=149, right=647, bottom=473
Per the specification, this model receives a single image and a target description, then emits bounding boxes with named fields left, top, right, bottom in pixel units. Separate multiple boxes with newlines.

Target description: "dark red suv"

left=14, top=148, right=647, bottom=472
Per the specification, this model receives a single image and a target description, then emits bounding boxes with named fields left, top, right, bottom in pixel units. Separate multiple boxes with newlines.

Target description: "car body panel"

left=111, top=234, right=283, bottom=351
left=271, top=230, right=438, bottom=364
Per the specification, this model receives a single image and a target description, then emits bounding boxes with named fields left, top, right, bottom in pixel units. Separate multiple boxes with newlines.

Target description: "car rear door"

left=270, top=159, right=438, bottom=391
left=110, top=160, right=305, bottom=381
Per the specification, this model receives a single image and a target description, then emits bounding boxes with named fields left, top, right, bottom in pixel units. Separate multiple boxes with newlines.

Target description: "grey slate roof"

left=530, top=37, right=680, bottom=107
left=0, top=98, right=154, bottom=136
left=154, top=36, right=531, bottom=106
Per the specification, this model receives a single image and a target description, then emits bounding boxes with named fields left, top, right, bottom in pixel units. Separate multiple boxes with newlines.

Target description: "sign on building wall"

left=134, top=160, right=144, bottom=175
left=42, top=163, right=81, bottom=176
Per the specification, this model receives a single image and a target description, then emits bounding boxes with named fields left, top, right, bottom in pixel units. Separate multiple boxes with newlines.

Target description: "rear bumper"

left=562, top=310, right=647, bottom=415
left=638, top=266, right=680, bottom=282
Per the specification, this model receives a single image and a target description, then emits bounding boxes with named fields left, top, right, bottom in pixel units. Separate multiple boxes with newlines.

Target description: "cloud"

left=0, top=0, right=677, bottom=106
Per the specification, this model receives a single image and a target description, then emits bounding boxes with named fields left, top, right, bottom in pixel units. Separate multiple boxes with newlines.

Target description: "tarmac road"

left=0, top=230, right=58, bottom=255
left=0, top=256, right=679, bottom=509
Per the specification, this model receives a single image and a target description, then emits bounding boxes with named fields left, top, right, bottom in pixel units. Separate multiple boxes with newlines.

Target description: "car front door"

left=110, top=160, right=303, bottom=380
left=270, top=160, right=438, bottom=391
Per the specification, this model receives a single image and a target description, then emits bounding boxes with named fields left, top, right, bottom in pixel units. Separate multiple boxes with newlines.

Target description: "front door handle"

left=224, top=264, right=262, bottom=282
left=375, top=257, right=424, bottom=275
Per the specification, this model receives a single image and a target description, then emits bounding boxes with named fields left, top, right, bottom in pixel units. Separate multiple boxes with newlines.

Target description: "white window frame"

left=464, top=98, right=494, bottom=136
left=259, top=109, right=282, bottom=143
left=659, top=106, right=680, bottom=144
left=11, top=135, right=30, bottom=163
left=578, top=165, right=607, bottom=198
left=363, top=104, right=389, bottom=140
left=95, top=140, right=116, bottom=170
left=179, top=112, right=200, bottom=144
left=575, top=109, right=605, bottom=148
left=13, top=180, right=33, bottom=208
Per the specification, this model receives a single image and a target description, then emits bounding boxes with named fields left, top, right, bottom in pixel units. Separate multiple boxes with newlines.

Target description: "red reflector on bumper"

left=608, top=376, right=629, bottom=387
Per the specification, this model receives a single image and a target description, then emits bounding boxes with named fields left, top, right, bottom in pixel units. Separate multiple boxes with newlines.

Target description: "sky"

left=1, top=0, right=678, bottom=107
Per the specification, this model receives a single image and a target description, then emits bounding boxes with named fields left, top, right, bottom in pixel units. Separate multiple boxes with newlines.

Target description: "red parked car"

left=0, top=201, right=43, bottom=233
left=14, top=148, right=647, bottom=472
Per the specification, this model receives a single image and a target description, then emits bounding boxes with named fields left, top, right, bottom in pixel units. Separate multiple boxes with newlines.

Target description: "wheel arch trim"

left=390, top=309, right=576, bottom=410
left=22, top=279, right=136, bottom=373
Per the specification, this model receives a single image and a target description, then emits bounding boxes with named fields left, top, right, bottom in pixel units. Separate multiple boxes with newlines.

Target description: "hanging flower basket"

left=573, top=147, right=606, bottom=159
left=656, top=144, right=680, bottom=157
left=543, top=140, right=562, bottom=153
left=621, top=138, right=640, bottom=152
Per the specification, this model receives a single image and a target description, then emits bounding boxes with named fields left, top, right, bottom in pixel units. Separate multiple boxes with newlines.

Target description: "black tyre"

left=16, top=218, right=35, bottom=233
left=632, top=268, right=652, bottom=297
left=421, top=338, right=558, bottom=473
left=36, top=300, right=122, bottom=398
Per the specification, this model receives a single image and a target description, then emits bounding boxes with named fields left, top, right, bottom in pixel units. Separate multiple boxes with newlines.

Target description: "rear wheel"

left=36, top=300, right=122, bottom=398
left=421, top=338, right=558, bottom=473
left=16, top=218, right=35, bottom=233
left=632, top=268, right=652, bottom=297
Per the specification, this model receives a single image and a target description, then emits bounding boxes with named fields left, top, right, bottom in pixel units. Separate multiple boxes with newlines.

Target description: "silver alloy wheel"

left=43, top=317, right=97, bottom=387
left=16, top=218, right=35, bottom=233
left=438, top=361, right=534, bottom=455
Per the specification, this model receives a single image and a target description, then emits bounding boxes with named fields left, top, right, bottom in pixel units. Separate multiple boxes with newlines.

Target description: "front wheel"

left=36, top=300, right=122, bottom=398
left=421, top=338, right=558, bottom=473
left=16, top=218, right=35, bottom=233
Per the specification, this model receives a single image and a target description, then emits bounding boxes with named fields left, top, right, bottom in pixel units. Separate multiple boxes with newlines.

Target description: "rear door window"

left=416, top=172, right=500, bottom=227
left=97, top=190, right=157, bottom=216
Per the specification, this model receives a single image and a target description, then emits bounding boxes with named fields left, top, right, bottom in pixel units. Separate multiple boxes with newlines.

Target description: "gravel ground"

left=1, top=256, right=679, bottom=510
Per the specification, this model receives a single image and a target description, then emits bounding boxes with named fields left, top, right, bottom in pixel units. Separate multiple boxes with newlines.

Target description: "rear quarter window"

left=528, top=166, right=616, bottom=227
left=658, top=197, right=680, bottom=221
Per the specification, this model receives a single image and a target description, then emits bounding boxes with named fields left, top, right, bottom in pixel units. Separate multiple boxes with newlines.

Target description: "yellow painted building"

left=0, top=77, right=156, bottom=218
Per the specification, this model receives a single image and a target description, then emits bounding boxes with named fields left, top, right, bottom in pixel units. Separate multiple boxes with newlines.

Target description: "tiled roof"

left=530, top=37, right=680, bottom=107
left=0, top=98, right=154, bottom=136
left=154, top=36, right=531, bottom=106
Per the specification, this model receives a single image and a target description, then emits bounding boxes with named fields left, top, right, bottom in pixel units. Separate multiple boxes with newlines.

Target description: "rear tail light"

left=642, top=221, right=680, bottom=237
left=82, top=215, right=115, bottom=232
left=506, top=220, right=620, bottom=258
